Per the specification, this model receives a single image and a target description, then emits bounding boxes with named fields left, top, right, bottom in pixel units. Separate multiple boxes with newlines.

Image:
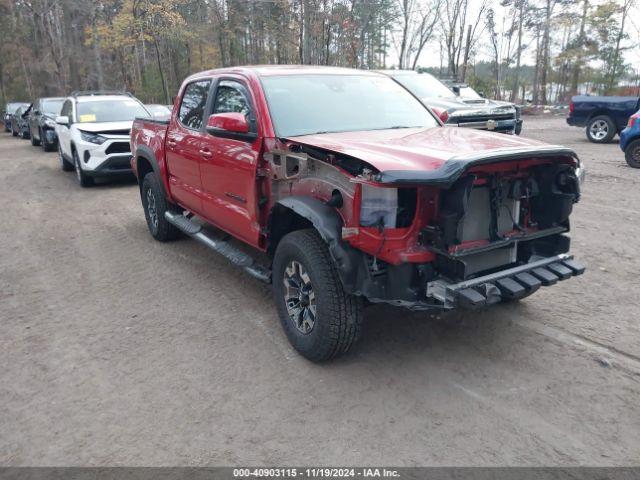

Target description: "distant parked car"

left=620, top=110, right=640, bottom=168
left=55, top=91, right=151, bottom=186
left=444, top=81, right=523, bottom=135
left=10, top=104, right=32, bottom=139
left=28, top=97, right=65, bottom=151
left=145, top=104, right=172, bottom=121
left=4, top=102, right=30, bottom=134
left=382, top=70, right=519, bottom=134
left=567, top=95, right=640, bottom=143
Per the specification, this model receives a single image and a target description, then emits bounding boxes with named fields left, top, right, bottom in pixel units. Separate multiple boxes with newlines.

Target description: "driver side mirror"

left=206, top=112, right=256, bottom=142
left=56, top=115, right=69, bottom=126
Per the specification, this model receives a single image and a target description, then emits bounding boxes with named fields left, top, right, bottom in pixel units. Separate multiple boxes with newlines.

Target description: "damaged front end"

left=266, top=140, right=585, bottom=311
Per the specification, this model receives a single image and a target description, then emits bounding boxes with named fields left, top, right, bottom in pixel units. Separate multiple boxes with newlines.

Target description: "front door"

left=57, top=100, right=73, bottom=157
left=165, top=78, right=212, bottom=212
left=199, top=78, right=262, bottom=247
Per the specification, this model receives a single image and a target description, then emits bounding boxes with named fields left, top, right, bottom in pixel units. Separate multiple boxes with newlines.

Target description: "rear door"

left=199, top=78, right=262, bottom=246
left=165, top=78, right=213, bottom=212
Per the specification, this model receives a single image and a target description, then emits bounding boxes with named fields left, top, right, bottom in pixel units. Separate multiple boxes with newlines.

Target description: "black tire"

left=73, top=149, right=94, bottom=187
left=586, top=115, right=616, bottom=143
left=273, top=229, right=363, bottom=362
left=31, top=128, right=40, bottom=146
left=515, top=122, right=523, bottom=135
left=42, top=129, right=55, bottom=152
left=141, top=172, right=181, bottom=241
left=625, top=139, right=640, bottom=169
left=58, top=143, right=73, bottom=171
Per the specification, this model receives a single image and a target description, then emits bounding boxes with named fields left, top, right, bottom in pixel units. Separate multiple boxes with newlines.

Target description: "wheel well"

left=587, top=110, right=613, bottom=122
left=267, top=204, right=314, bottom=256
left=136, top=156, right=153, bottom=183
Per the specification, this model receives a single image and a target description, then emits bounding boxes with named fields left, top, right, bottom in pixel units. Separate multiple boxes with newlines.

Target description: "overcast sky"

left=412, top=0, right=640, bottom=73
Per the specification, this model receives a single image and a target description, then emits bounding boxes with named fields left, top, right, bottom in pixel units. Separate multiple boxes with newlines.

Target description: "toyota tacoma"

left=131, top=66, right=585, bottom=362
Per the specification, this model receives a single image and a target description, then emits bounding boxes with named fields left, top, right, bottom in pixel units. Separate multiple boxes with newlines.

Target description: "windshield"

left=6, top=103, right=29, bottom=114
left=76, top=99, right=149, bottom=123
left=393, top=73, right=455, bottom=99
left=41, top=99, right=64, bottom=115
left=146, top=104, right=171, bottom=119
left=261, top=74, right=438, bottom=137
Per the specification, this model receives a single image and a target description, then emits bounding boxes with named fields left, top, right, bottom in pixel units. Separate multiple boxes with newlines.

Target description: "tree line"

left=0, top=0, right=637, bottom=106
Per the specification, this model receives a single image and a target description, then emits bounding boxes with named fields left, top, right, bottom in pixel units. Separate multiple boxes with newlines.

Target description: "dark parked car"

left=10, top=104, right=32, bottom=139
left=3, top=102, right=30, bottom=133
left=28, top=97, right=65, bottom=151
left=567, top=95, right=640, bottom=143
left=382, top=71, right=519, bottom=134
left=444, top=81, right=523, bottom=135
left=619, top=110, right=640, bottom=168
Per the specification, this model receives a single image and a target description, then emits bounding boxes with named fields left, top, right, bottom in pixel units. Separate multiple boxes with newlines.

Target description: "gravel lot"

left=1, top=116, right=639, bottom=466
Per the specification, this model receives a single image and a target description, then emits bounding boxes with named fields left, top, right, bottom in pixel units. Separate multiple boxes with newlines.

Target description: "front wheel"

left=586, top=115, right=616, bottom=143
left=58, top=144, right=73, bottom=171
left=31, top=128, right=40, bottom=146
left=73, top=149, right=94, bottom=187
left=625, top=139, right=640, bottom=169
left=42, top=130, right=55, bottom=152
left=273, top=229, right=363, bottom=362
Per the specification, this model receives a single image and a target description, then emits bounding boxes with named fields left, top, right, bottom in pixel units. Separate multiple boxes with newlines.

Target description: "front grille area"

left=451, top=113, right=516, bottom=124
left=105, top=142, right=131, bottom=155
left=100, top=129, right=130, bottom=135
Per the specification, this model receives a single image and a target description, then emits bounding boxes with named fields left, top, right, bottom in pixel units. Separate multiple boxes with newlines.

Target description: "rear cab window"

left=178, top=79, right=212, bottom=130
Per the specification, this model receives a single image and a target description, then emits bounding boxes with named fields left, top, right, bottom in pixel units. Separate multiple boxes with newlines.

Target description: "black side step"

left=165, top=212, right=271, bottom=283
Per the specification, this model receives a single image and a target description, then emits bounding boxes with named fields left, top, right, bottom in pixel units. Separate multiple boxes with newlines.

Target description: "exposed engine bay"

left=266, top=140, right=584, bottom=310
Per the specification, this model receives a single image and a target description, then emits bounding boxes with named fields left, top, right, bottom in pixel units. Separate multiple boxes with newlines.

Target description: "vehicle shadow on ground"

left=91, top=175, right=138, bottom=189
left=336, top=301, right=527, bottom=365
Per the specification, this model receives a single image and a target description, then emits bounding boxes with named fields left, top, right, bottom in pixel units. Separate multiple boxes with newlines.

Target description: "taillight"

left=431, top=107, right=450, bottom=123
left=569, top=101, right=574, bottom=114
left=628, top=114, right=638, bottom=128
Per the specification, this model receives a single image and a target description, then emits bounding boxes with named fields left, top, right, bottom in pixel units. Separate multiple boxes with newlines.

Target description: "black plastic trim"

left=375, top=147, right=579, bottom=187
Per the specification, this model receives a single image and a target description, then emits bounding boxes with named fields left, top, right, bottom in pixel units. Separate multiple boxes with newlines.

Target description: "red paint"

left=207, top=112, right=250, bottom=133
left=131, top=66, right=578, bottom=266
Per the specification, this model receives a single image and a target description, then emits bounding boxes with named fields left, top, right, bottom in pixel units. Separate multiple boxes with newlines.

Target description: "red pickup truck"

left=131, top=66, right=584, bottom=361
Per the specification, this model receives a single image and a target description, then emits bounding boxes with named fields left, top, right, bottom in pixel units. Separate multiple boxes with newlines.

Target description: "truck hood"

left=289, top=126, right=577, bottom=186
left=420, top=97, right=515, bottom=115
left=74, top=120, right=133, bottom=134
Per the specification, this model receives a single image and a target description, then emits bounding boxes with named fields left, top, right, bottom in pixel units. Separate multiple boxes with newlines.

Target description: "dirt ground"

left=1, top=117, right=639, bottom=467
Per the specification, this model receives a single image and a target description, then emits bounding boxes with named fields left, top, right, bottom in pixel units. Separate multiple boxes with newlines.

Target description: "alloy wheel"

left=283, top=260, right=316, bottom=335
left=74, top=154, right=82, bottom=182
left=146, top=187, right=159, bottom=230
left=589, top=120, right=608, bottom=141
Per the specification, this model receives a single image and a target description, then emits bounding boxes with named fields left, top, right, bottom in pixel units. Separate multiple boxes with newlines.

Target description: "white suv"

left=55, top=92, right=150, bottom=187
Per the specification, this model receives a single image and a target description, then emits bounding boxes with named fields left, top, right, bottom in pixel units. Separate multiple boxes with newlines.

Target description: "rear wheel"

left=73, top=149, right=93, bottom=187
left=625, top=139, right=640, bottom=169
left=273, top=229, right=363, bottom=362
left=586, top=115, right=616, bottom=143
left=141, top=172, right=181, bottom=241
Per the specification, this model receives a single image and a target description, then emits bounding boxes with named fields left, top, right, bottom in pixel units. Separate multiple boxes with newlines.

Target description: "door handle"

left=166, top=139, right=177, bottom=148
left=199, top=148, right=213, bottom=159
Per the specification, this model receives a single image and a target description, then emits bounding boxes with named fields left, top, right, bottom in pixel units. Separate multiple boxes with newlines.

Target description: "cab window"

left=178, top=79, right=212, bottom=130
